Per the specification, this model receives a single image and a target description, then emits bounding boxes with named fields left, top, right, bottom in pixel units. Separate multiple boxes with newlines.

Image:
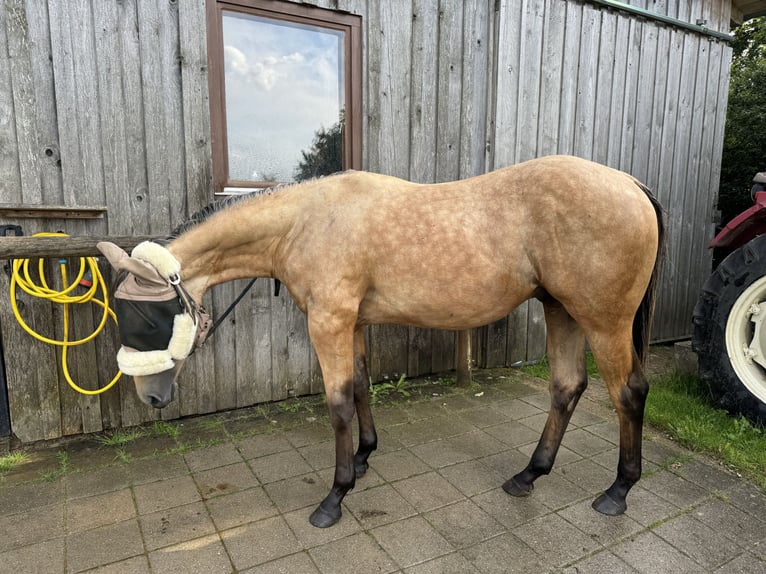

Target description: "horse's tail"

left=633, top=181, right=666, bottom=367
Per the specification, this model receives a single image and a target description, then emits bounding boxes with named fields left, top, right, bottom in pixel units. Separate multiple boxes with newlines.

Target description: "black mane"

left=169, top=191, right=260, bottom=239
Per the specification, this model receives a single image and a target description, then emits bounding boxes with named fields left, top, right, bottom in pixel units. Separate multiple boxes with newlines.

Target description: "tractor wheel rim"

left=725, top=275, right=766, bottom=405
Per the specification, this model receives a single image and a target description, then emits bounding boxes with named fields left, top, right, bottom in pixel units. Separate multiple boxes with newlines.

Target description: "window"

left=207, top=0, right=362, bottom=194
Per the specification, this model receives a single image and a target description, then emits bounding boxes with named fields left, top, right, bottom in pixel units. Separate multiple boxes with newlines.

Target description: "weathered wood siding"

left=0, top=0, right=733, bottom=441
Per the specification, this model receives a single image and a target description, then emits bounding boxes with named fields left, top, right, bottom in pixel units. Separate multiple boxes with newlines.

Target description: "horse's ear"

left=96, top=241, right=167, bottom=286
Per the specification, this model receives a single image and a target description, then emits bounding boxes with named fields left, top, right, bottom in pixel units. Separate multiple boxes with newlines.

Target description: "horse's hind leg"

left=352, top=326, right=377, bottom=477
left=504, top=300, right=588, bottom=496
left=589, top=329, right=648, bottom=515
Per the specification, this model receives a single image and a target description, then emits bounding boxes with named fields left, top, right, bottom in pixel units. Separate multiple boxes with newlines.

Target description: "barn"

left=1, top=0, right=765, bottom=442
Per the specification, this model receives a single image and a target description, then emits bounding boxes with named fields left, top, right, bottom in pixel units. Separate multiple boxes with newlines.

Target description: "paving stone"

left=612, top=531, right=704, bottom=574
left=402, top=400, right=452, bottom=421
left=133, top=474, right=201, bottom=515
left=403, top=552, right=480, bottom=573
left=671, top=458, right=742, bottom=493
left=424, top=500, right=505, bottom=548
left=309, top=532, right=397, bottom=574
left=369, top=449, right=430, bottom=482
left=263, top=472, right=326, bottom=514
left=483, top=420, right=542, bottom=448
left=623, top=486, right=682, bottom=528
left=184, top=442, right=243, bottom=471
left=472, top=487, right=551, bottom=529
left=557, top=498, right=643, bottom=548
left=241, top=551, right=320, bottom=574
left=372, top=515, right=454, bottom=569
left=640, top=469, right=710, bottom=509
left=0, top=537, right=65, bottom=574
left=568, top=407, right=608, bottom=428
left=205, top=486, right=278, bottom=531
left=653, top=512, right=742, bottom=569
left=491, top=398, right=544, bottom=421
left=725, top=482, right=766, bottom=521
left=480, top=448, right=533, bottom=479
left=385, top=416, right=475, bottom=447
left=517, top=412, right=549, bottom=433
left=66, top=519, right=144, bottom=573
left=65, top=465, right=131, bottom=499
left=283, top=422, right=335, bottom=449
left=82, top=554, right=151, bottom=573
left=461, top=532, right=551, bottom=574
left=514, top=469, right=589, bottom=511
left=194, top=461, right=259, bottom=500
left=517, top=441, right=582, bottom=468
left=345, top=483, right=418, bottom=528
left=126, top=455, right=190, bottom=486
left=639, top=438, right=687, bottom=467
left=439, top=459, right=506, bottom=497
left=0, top=479, right=64, bottom=515
left=67, top=489, right=136, bottom=533
left=139, top=501, right=216, bottom=551
left=584, top=420, right=620, bottom=444
left=560, top=428, right=614, bottom=457
left=0, top=502, right=64, bottom=552
left=221, top=516, right=299, bottom=570
left=561, top=550, right=638, bottom=573
left=392, top=471, right=466, bottom=512
left=694, top=498, right=765, bottom=546
left=410, top=438, right=474, bottom=468
left=250, top=450, right=314, bottom=484
left=235, top=433, right=293, bottom=460
left=283, top=504, right=362, bottom=548
left=148, top=533, right=232, bottom=574
left=713, top=553, right=766, bottom=574
left=518, top=392, right=551, bottom=411
left=513, top=512, right=600, bottom=567
left=297, top=440, right=335, bottom=471
left=554, top=457, right=615, bottom=494
left=455, top=405, right=512, bottom=428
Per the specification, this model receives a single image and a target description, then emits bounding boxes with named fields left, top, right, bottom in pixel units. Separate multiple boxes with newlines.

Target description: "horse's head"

left=97, top=241, right=210, bottom=408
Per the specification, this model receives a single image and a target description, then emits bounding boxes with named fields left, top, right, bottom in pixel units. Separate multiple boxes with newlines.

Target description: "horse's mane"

left=169, top=172, right=348, bottom=240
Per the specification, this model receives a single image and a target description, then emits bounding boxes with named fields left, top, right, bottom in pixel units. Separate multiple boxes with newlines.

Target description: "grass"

left=94, top=428, right=146, bottom=447
left=0, top=451, right=29, bottom=474
left=519, top=351, right=766, bottom=492
left=644, top=373, right=766, bottom=491
left=152, top=421, right=181, bottom=439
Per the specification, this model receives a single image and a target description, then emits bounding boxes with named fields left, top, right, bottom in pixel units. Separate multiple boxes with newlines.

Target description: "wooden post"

left=456, top=329, right=472, bottom=387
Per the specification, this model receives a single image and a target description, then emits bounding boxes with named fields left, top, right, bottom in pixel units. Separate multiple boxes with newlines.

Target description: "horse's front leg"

left=307, top=310, right=357, bottom=528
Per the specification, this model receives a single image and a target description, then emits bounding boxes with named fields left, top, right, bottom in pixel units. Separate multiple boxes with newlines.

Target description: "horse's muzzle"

left=134, top=373, right=178, bottom=409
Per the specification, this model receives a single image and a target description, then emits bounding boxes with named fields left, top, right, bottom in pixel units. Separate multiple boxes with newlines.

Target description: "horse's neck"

left=167, top=191, right=302, bottom=300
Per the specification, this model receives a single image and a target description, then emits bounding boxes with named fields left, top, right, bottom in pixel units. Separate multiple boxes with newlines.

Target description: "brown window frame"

left=206, top=0, right=362, bottom=194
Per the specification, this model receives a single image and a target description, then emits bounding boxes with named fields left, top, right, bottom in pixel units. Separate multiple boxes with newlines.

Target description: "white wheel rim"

left=725, top=275, right=766, bottom=405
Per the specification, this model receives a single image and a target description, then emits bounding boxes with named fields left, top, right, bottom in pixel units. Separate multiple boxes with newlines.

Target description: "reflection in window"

left=222, top=12, right=344, bottom=184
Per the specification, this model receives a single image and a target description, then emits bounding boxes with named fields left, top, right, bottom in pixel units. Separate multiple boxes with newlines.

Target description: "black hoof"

left=502, top=476, right=533, bottom=497
left=309, top=503, right=342, bottom=528
left=592, top=492, right=627, bottom=516
left=355, top=461, right=369, bottom=478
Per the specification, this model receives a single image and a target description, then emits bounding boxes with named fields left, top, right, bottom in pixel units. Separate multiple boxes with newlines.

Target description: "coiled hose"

left=9, top=232, right=121, bottom=395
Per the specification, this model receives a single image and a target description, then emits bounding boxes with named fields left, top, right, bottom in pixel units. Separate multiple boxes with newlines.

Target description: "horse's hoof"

left=502, top=477, right=533, bottom=497
left=309, top=503, right=342, bottom=528
left=355, top=461, right=369, bottom=478
left=592, top=492, right=627, bottom=516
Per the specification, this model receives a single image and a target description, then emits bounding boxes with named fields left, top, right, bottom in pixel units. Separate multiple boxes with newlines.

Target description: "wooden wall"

left=0, top=0, right=734, bottom=441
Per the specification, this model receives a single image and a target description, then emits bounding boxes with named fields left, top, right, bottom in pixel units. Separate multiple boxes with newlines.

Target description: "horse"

left=97, top=154, right=664, bottom=528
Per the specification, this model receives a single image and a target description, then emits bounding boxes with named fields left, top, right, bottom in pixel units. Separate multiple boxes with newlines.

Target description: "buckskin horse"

left=97, top=155, right=664, bottom=528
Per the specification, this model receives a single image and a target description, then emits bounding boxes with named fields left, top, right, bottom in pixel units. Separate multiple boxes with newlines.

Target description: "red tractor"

left=693, top=172, right=766, bottom=426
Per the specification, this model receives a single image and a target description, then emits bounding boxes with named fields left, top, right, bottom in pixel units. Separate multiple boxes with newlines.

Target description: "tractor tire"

left=692, top=234, right=766, bottom=426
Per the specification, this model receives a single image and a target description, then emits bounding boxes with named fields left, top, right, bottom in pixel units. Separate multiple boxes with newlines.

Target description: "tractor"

left=692, top=172, right=766, bottom=426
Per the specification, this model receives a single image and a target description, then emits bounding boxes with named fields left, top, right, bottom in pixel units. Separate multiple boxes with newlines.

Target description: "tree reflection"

left=294, top=114, right=344, bottom=182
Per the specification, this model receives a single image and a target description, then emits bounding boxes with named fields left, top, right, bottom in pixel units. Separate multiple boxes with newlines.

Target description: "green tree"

left=294, top=116, right=344, bottom=182
left=718, top=17, right=766, bottom=224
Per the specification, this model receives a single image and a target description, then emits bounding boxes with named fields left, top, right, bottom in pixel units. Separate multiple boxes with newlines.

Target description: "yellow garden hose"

left=9, top=232, right=121, bottom=395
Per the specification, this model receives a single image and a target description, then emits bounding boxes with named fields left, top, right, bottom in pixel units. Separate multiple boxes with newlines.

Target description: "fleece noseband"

left=103, top=241, right=211, bottom=377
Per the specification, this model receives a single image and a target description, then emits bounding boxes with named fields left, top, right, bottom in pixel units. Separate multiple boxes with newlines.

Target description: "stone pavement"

left=1, top=353, right=765, bottom=573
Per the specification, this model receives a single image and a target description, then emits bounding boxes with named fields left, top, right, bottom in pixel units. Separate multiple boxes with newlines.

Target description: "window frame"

left=206, top=0, right=362, bottom=194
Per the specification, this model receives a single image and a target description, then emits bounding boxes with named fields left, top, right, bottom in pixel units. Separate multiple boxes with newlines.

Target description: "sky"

left=222, top=11, right=344, bottom=183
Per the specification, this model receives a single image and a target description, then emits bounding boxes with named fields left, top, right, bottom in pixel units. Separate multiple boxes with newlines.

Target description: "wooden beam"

left=0, top=204, right=107, bottom=219
left=456, top=329, right=472, bottom=387
left=0, top=236, right=157, bottom=259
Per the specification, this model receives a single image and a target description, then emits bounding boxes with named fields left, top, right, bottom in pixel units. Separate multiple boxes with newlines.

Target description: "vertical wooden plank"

left=606, top=12, right=631, bottom=167
left=630, top=21, right=658, bottom=183
left=407, top=0, right=440, bottom=377
left=556, top=0, right=581, bottom=156
left=0, top=272, right=61, bottom=442
left=366, top=0, right=412, bottom=381
left=251, top=279, right=274, bottom=402
left=592, top=7, right=616, bottom=164
left=0, top=1, right=23, bottom=206
left=515, top=0, right=544, bottom=163
left=537, top=0, right=565, bottom=157
left=572, top=4, right=600, bottom=159
left=459, top=0, right=489, bottom=178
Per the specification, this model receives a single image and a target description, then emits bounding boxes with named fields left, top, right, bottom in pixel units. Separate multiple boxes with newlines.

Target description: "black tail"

left=633, top=181, right=665, bottom=366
